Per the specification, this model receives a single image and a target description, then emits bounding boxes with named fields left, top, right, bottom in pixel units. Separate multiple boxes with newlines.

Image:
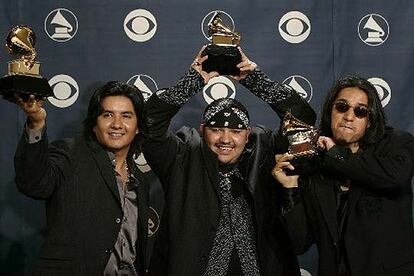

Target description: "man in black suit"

left=14, top=82, right=151, bottom=275
left=273, top=75, right=414, bottom=275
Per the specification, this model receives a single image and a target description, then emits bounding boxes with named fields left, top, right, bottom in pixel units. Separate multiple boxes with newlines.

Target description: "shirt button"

left=115, top=218, right=121, bottom=224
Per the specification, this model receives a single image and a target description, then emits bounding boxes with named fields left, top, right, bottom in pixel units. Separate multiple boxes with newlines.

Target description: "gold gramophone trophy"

left=201, top=12, right=242, bottom=75
left=282, top=111, right=319, bottom=159
left=281, top=111, right=320, bottom=175
left=0, top=25, right=52, bottom=102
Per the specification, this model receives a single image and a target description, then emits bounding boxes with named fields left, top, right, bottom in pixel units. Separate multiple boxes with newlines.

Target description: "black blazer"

left=283, top=128, right=414, bottom=275
left=14, top=132, right=149, bottom=275
left=143, top=94, right=310, bottom=275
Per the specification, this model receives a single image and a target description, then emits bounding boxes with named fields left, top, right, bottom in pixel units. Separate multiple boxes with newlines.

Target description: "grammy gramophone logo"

left=44, top=8, right=78, bottom=42
left=358, top=14, right=389, bottom=46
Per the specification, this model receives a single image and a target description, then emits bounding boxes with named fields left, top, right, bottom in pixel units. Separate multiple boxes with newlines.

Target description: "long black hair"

left=320, top=75, right=386, bottom=147
left=83, top=81, right=146, bottom=155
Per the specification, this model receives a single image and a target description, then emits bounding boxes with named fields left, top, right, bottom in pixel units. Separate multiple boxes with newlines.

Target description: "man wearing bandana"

left=143, top=46, right=316, bottom=275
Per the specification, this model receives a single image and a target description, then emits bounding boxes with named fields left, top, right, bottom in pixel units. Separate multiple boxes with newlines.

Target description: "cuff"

left=25, top=124, right=46, bottom=144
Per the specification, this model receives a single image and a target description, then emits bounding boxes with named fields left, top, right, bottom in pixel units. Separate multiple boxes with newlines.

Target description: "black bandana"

left=204, top=106, right=249, bottom=129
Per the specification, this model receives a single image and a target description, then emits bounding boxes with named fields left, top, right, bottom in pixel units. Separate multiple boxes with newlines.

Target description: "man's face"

left=93, top=96, right=138, bottom=155
left=331, top=87, right=370, bottom=151
left=202, top=125, right=251, bottom=164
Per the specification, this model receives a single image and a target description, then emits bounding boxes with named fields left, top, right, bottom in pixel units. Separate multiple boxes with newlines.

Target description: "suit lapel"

left=133, top=169, right=149, bottom=268
left=315, top=176, right=339, bottom=243
left=201, top=140, right=220, bottom=199
left=87, top=138, right=121, bottom=204
left=347, top=184, right=362, bottom=218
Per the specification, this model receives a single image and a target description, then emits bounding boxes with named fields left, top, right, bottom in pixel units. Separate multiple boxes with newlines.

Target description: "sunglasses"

left=334, top=101, right=369, bottom=118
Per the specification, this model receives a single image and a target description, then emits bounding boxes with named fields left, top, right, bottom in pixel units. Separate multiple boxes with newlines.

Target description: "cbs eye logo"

left=202, top=76, right=236, bottom=104
left=44, top=8, right=78, bottom=42
left=368, top=77, right=391, bottom=107
left=47, top=74, right=79, bottom=108
left=278, top=11, right=311, bottom=44
left=283, top=75, right=313, bottom=102
left=124, top=9, right=157, bottom=42
left=127, top=74, right=158, bottom=101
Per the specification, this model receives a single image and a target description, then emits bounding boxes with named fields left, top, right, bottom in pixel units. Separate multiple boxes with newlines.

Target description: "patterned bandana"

left=204, top=105, right=249, bottom=129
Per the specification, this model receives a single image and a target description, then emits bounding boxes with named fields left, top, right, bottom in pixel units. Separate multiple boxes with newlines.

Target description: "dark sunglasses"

left=334, top=101, right=369, bottom=118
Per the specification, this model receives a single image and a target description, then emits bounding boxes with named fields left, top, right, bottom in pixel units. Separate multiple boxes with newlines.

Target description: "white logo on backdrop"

left=148, top=207, right=160, bottom=237
left=278, top=11, right=311, bottom=44
left=300, top=268, right=312, bottom=276
left=124, top=9, right=157, bottom=42
left=358, top=14, right=389, bottom=46
left=127, top=74, right=158, bottom=101
left=202, top=76, right=236, bottom=104
left=44, top=8, right=78, bottom=42
left=48, top=74, right=79, bottom=108
left=368, top=77, right=392, bottom=107
left=283, top=75, right=313, bottom=102
left=134, top=152, right=151, bottom=173
left=201, top=10, right=236, bottom=41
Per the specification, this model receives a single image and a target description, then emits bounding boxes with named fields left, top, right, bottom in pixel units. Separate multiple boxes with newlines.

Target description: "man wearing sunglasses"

left=273, top=75, right=414, bottom=275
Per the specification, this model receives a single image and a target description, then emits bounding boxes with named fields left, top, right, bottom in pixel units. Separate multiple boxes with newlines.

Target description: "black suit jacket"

left=283, top=128, right=414, bottom=275
left=143, top=93, right=315, bottom=275
left=14, top=131, right=149, bottom=275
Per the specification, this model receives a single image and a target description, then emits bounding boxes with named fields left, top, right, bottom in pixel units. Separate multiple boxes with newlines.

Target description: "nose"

left=111, top=115, right=122, bottom=129
left=219, top=130, right=231, bottom=143
left=343, top=108, right=355, bottom=121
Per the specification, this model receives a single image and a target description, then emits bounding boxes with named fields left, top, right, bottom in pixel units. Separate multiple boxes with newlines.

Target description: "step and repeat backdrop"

left=1, top=0, right=413, bottom=274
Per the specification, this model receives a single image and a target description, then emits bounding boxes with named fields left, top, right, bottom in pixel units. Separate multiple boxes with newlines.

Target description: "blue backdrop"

left=1, top=1, right=413, bottom=275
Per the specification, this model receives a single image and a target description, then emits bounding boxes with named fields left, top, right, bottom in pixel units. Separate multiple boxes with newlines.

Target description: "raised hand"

left=191, top=45, right=219, bottom=84
left=14, top=94, right=47, bottom=130
left=272, top=153, right=299, bottom=188
left=230, top=47, right=257, bottom=81
left=317, top=136, right=336, bottom=151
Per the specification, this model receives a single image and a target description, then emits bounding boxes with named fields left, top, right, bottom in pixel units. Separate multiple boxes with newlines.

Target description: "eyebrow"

left=101, top=110, right=135, bottom=115
left=335, top=98, right=368, bottom=107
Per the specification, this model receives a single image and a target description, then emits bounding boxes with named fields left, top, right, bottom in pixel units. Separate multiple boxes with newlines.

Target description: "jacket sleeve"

left=280, top=187, right=315, bottom=254
left=240, top=69, right=316, bottom=126
left=14, top=130, right=71, bottom=200
left=143, top=68, right=205, bottom=183
left=322, top=128, right=414, bottom=191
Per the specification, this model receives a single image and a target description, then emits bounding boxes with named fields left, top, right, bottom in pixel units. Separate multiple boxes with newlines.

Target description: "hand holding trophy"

left=0, top=25, right=53, bottom=102
left=201, top=12, right=242, bottom=76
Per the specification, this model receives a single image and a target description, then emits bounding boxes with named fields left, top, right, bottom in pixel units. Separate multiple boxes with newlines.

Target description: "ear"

left=199, top=123, right=205, bottom=134
left=245, top=127, right=251, bottom=143
left=246, top=127, right=251, bottom=135
left=93, top=126, right=97, bottom=134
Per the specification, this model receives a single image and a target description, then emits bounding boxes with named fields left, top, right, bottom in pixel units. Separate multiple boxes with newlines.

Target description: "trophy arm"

left=23, top=48, right=37, bottom=69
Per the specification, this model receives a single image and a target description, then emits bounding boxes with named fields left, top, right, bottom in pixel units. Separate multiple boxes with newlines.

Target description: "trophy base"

left=285, top=153, right=320, bottom=176
left=201, top=44, right=241, bottom=76
left=8, top=60, right=40, bottom=76
left=0, top=75, right=53, bottom=102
